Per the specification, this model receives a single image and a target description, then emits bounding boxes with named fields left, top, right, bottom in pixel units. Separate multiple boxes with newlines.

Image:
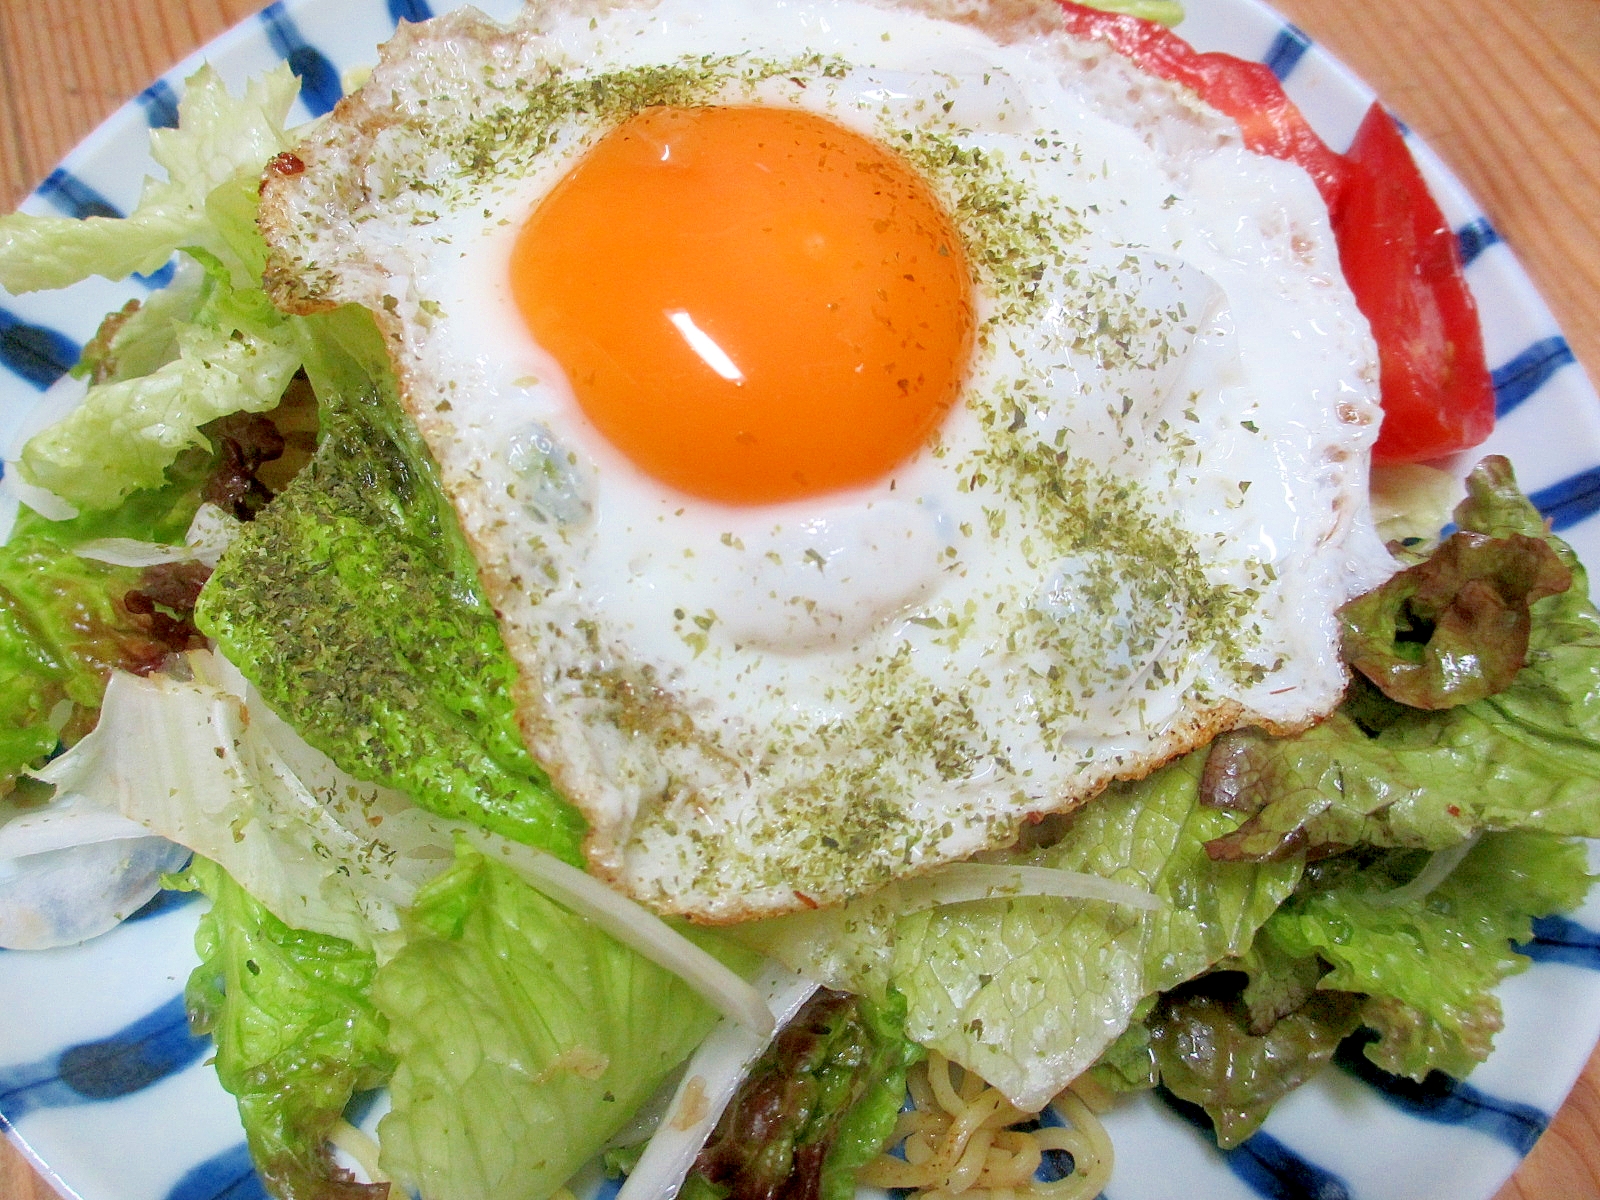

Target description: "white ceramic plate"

left=3, top=2, right=1599, bottom=1199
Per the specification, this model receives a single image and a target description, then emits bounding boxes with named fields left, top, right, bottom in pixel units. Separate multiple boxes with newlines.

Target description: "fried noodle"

left=859, top=1052, right=1112, bottom=1199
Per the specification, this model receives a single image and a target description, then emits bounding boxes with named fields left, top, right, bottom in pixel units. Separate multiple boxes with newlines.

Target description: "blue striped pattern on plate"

left=2, top=2, right=1598, bottom=1198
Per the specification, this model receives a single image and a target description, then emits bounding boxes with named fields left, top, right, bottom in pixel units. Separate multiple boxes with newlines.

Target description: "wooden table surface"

left=2, top=0, right=1598, bottom=1197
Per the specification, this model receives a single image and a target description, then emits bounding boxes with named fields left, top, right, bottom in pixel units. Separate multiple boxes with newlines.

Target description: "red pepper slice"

left=1053, top=1, right=1495, bottom=464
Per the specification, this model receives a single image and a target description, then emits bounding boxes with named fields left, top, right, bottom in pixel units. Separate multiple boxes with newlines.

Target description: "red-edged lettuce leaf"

left=182, top=857, right=392, bottom=1200
left=1262, top=831, right=1592, bottom=1079
left=1203, top=457, right=1600, bottom=861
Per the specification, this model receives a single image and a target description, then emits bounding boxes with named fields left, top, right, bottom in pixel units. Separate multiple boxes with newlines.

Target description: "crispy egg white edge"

left=258, top=0, right=1395, bottom=921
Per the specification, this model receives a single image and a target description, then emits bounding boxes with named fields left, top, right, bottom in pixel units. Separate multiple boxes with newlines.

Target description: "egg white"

left=260, top=0, right=1395, bottom=920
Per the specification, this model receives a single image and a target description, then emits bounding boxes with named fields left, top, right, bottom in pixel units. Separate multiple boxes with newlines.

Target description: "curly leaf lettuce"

left=182, top=856, right=393, bottom=1200
left=1263, top=831, right=1592, bottom=1080
left=686, top=989, right=921, bottom=1200
left=0, top=65, right=297, bottom=293
left=20, top=242, right=306, bottom=511
left=1147, top=989, right=1363, bottom=1148
left=1203, top=457, right=1600, bottom=861
left=0, top=494, right=206, bottom=790
left=372, top=845, right=726, bottom=1200
left=748, top=754, right=1302, bottom=1110
left=195, top=306, right=587, bottom=863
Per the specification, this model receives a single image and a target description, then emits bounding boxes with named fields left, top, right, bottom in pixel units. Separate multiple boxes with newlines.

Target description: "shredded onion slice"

left=462, top=829, right=777, bottom=1035
left=327, top=1118, right=388, bottom=1185
left=75, top=501, right=240, bottom=567
left=615, top=962, right=819, bottom=1200
left=1371, top=834, right=1481, bottom=908
left=895, top=863, right=1162, bottom=914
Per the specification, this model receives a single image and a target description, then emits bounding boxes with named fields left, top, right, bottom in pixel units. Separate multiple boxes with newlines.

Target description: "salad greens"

left=744, top=754, right=1304, bottom=1110
left=1201, top=458, right=1600, bottom=862
left=2, top=66, right=304, bottom=512
left=182, top=856, right=393, bottom=1200
left=682, top=989, right=921, bottom=1200
left=3, top=30, right=1600, bottom=1200
left=0, top=422, right=227, bottom=792
left=372, top=844, right=741, bottom=1200
left=195, top=305, right=587, bottom=865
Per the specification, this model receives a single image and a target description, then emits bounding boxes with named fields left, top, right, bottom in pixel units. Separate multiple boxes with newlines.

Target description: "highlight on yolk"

left=510, top=105, right=976, bottom=505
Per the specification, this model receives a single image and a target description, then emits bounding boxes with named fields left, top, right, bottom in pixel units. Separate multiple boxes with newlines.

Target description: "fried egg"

left=259, top=0, right=1396, bottom=921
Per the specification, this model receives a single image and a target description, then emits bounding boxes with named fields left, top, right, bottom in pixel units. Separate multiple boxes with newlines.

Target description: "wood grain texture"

left=1, top=1, right=1598, bottom=1198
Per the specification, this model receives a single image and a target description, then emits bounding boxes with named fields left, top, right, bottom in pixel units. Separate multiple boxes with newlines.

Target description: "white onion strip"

left=616, top=962, right=820, bottom=1200
left=1370, top=834, right=1481, bottom=908
left=462, top=829, right=776, bottom=1035
left=895, top=863, right=1162, bottom=914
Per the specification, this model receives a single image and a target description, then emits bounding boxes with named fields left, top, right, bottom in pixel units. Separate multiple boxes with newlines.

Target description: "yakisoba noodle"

left=860, top=1053, right=1112, bottom=1199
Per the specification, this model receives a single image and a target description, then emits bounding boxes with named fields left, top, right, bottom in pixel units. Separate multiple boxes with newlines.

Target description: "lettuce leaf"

left=1202, top=457, right=1600, bottom=861
left=182, top=856, right=392, bottom=1200
left=818, top=993, right=921, bottom=1200
left=0, top=497, right=206, bottom=790
left=1339, top=529, right=1570, bottom=709
left=686, top=989, right=920, bottom=1200
left=0, top=65, right=297, bottom=293
left=19, top=242, right=307, bottom=511
left=1263, top=831, right=1593, bottom=1079
left=196, top=306, right=586, bottom=863
left=1080, top=0, right=1184, bottom=24
left=372, top=845, right=724, bottom=1200
left=1147, top=988, right=1362, bottom=1148
left=747, top=754, right=1301, bottom=1110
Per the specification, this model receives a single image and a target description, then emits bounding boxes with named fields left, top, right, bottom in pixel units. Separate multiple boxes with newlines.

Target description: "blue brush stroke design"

left=389, top=0, right=434, bottom=22
left=32, top=168, right=176, bottom=288
left=1494, top=335, right=1577, bottom=417
left=1334, top=1034, right=1547, bottom=1155
left=1529, top=465, right=1600, bottom=532
left=166, top=1142, right=269, bottom=1200
left=125, top=883, right=203, bottom=924
left=1519, top=913, right=1600, bottom=969
left=1457, top=216, right=1501, bottom=267
left=0, top=994, right=209, bottom=1121
left=1157, top=1088, right=1350, bottom=1199
left=1228, top=1130, right=1351, bottom=1200
left=1263, top=26, right=1311, bottom=81
left=259, top=2, right=343, bottom=116
left=1034, top=1101, right=1077, bottom=1182
left=36, top=168, right=121, bottom=220
left=0, top=306, right=80, bottom=388
left=591, top=1176, right=623, bottom=1200
left=138, top=78, right=182, bottom=129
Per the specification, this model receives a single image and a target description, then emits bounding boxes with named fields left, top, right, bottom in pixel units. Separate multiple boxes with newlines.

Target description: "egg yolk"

left=510, top=105, right=975, bottom=505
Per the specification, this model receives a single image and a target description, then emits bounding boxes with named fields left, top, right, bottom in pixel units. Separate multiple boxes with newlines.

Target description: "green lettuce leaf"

left=1079, top=0, right=1184, bottom=25
left=819, top=992, right=922, bottom=1200
left=1263, top=831, right=1593, bottom=1079
left=195, top=306, right=586, bottom=863
left=20, top=244, right=306, bottom=511
left=1203, top=457, right=1600, bottom=861
left=0, top=491, right=209, bottom=791
left=372, top=845, right=723, bottom=1200
left=746, top=753, right=1301, bottom=1110
left=182, top=856, right=392, bottom=1200
left=0, top=65, right=297, bottom=292
left=686, top=989, right=920, bottom=1200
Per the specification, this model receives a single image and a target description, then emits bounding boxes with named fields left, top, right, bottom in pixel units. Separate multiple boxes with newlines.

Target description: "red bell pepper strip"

left=1053, top=1, right=1496, bottom=464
